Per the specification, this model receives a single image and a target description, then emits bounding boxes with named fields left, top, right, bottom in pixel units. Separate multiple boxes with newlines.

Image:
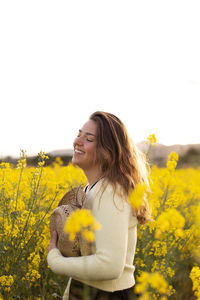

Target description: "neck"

left=83, top=167, right=102, bottom=189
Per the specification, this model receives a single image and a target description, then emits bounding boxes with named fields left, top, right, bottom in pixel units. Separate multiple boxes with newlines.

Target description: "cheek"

left=86, top=144, right=96, bottom=156
left=88, top=146, right=98, bottom=163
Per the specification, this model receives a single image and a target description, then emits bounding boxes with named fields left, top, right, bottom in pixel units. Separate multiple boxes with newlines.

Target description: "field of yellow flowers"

left=0, top=147, right=200, bottom=299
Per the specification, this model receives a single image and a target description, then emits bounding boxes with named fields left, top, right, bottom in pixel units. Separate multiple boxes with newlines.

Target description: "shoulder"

left=92, top=178, right=130, bottom=212
left=92, top=178, right=123, bottom=194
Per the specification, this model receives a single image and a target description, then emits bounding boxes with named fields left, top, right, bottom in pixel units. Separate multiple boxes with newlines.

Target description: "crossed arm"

left=47, top=188, right=131, bottom=281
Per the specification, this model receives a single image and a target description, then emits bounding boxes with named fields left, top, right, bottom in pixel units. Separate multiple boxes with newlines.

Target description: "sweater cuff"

left=47, top=248, right=62, bottom=270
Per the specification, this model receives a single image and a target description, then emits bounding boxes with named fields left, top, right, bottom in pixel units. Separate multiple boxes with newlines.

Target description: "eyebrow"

left=79, top=129, right=96, bottom=137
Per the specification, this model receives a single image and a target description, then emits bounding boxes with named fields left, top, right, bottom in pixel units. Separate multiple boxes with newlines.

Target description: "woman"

left=47, top=111, right=152, bottom=300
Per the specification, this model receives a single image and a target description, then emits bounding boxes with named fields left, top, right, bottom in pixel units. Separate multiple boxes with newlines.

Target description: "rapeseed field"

left=0, top=146, right=200, bottom=299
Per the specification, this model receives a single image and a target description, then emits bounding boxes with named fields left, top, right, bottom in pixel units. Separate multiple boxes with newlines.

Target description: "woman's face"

left=72, top=119, right=99, bottom=171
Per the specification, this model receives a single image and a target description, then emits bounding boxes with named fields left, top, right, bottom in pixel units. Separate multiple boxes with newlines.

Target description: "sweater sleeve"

left=47, top=185, right=131, bottom=281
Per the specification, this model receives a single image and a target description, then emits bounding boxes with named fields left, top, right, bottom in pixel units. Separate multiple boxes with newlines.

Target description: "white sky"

left=0, top=0, right=200, bottom=158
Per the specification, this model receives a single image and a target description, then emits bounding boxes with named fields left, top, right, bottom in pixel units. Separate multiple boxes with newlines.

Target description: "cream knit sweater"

left=47, top=179, right=138, bottom=299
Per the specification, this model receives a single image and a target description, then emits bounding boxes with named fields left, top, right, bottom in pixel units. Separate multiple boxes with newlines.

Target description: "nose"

left=73, top=135, right=84, bottom=147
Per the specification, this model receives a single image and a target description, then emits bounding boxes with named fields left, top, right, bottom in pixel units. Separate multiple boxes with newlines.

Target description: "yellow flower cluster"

left=166, top=151, right=179, bottom=172
left=0, top=162, right=10, bottom=169
left=145, top=134, right=157, bottom=146
left=135, top=151, right=200, bottom=299
left=0, top=275, right=14, bottom=293
left=144, top=134, right=157, bottom=157
left=0, top=156, right=87, bottom=298
left=129, top=183, right=147, bottom=209
left=23, top=252, right=41, bottom=284
left=16, top=150, right=27, bottom=169
left=190, top=266, right=200, bottom=299
left=23, top=270, right=41, bottom=283
left=134, top=271, right=169, bottom=299
left=64, top=209, right=101, bottom=242
left=155, top=208, right=185, bottom=238
left=150, top=241, right=167, bottom=257
left=37, top=151, right=49, bottom=167
left=52, top=156, right=63, bottom=168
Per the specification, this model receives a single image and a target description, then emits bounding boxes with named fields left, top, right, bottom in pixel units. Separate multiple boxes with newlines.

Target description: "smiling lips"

left=74, top=149, right=85, bottom=154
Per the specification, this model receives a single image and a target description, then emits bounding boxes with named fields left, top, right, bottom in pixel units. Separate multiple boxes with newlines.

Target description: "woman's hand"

left=48, top=230, right=58, bottom=252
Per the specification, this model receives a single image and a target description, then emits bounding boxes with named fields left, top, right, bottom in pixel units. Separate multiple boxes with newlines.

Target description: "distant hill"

left=137, top=142, right=200, bottom=158
left=47, top=143, right=200, bottom=168
left=1, top=143, right=200, bottom=168
left=48, top=149, right=73, bottom=157
left=137, top=142, right=200, bottom=167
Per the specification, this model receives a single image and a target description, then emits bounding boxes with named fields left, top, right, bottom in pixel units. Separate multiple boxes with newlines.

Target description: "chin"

left=72, top=157, right=81, bottom=168
left=72, top=157, right=78, bottom=165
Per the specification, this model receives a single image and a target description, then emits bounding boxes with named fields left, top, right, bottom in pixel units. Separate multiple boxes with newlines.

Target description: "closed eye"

left=76, top=134, right=93, bottom=142
left=77, top=130, right=96, bottom=142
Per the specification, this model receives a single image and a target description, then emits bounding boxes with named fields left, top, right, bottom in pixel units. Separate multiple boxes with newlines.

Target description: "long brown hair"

left=90, top=111, right=152, bottom=224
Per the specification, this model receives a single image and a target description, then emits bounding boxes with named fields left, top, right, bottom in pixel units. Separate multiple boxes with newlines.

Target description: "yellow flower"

left=138, top=292, right=150, bottom=300
left=167, top=151, right=179, bottom=172
left=148, top=272, right=168, bottom=294
left=129, top=183, right=147, bottom=209
left=64, top=209, right=101, bottom=242
left=151, top=241, right=167, bottom=257
left=145, top=134, right=157, bottom=146
left=135, top=271, right=169, bottom=299
left=16, top=149, right=27, bottom=169
left=155, top=208, right=185, bottom=238
left=190, top=266, right=200, bottom=299
left=0, top=162, right=10, bottom=169
left=52, top=156, right=63, bottom=167
left=167, top=267, right=175, bottom=278
left=82, top=230, right=95, bottom=242
left=0, top=275, right=14, bottom=291
left=168, top=151, right=179, bottom=161
left=26, top=270, right=41, bottom=283
left=194, top=202, right=200, bottom=227
left=37, top=151, right=49, bottom=167
left=28, top=252, right=41, bottom=270
left=134, top=272, right=149, bottom=294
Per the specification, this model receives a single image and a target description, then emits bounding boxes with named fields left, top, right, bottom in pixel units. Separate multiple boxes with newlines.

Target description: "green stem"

left=8, top=166, right=24, bottom=241
left=15, top=166, right=24, bottom=212
left=161, top=183, right=169, bottom=210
